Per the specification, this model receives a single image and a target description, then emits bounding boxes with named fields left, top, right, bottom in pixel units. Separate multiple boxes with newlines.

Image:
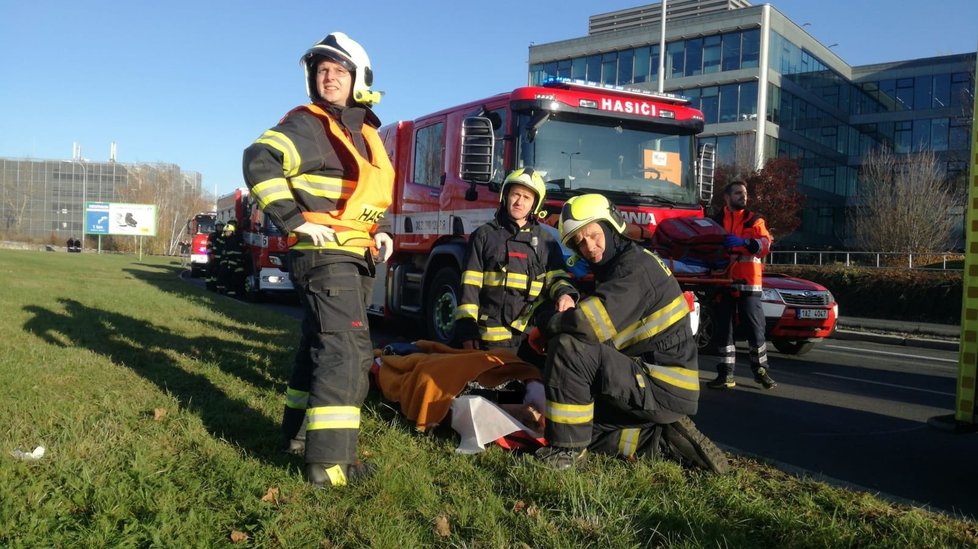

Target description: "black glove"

left=744, top=238, right=761, bottom=254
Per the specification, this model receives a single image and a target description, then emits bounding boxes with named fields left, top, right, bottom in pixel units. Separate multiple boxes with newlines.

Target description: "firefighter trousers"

left=542, top=333, right=682, bottom=451
left=282, top=252, right=374, bottom=465
left=715, top=290, right=768, bottom=375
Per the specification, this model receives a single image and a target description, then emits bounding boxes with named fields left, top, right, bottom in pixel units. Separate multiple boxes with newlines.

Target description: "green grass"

left=1, top=249, right=976, bottom=548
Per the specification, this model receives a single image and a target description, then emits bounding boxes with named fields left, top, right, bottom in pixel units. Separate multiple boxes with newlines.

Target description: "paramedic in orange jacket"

left=242, top=32, right=394, bottom=488
left=708, top=180, right=777, bottom=390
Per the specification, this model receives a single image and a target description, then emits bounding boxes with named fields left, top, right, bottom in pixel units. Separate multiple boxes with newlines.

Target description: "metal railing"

left=768, top=251, right=964, bottom=271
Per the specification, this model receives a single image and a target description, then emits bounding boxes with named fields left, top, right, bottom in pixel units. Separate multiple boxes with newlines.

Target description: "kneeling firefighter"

left=532, top=194, right=729, bottom=473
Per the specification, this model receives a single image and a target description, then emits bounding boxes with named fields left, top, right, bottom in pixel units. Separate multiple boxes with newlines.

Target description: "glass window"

left=879, top=79, right=896, bottom=110
left=700, top=86, right=719, bottom=124
left=528, top=64, right=543, bottom=85
left=618, top=49, right=634, bottom=84
left=894, top=121, right=912, bottom=153
left=601, top=52, right=618, bottom=85
left=767, top=83, right=780, bottom=123
left=721, top=32, right=741, bottom=71
left=912, top=118, right=930, bottom=151
left=931, top=118, right=949, bottom=151
left=914, top=75, right=932, bottom=110
left=950, top=117, right=971, bottom=150
left=950, top=72, right=973, bottom=109
left=413, top=122, right=444, bottom=187
left=543, top=62, right=558, bottom=81
left=685, top=38, right=703, bottom=77
left=719, top=84, right=739, bottom=122
left=716, top=135, right=737, bottom=164
left=633, top=47, right=650, bottom=83
left=739, top=81, right=758, bottom=120
left=667, top=41, right=685, bottom=79
left=703, top=35, right=721, bottom=74
left=586, top=55, right=601, bottom=82
left=557, top=59, right=572, bottom=79
left=932, top=73, right=950, bottom=108
left=571, top=57, right=586, bottom=80
left=650, top=45, right=660, bottom=83
left=741, top=29, right=760, bottom=69
left=896, top=78, right=914, bottom=111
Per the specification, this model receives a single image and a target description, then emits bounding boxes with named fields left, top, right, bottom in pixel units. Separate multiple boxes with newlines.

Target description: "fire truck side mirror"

left=697, top=141, right=716, bottom=205
left=460, top=116, right=495, bottom=200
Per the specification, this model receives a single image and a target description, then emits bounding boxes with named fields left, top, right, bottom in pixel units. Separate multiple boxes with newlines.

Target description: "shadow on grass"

left=23, top=297, right=294, bottom=468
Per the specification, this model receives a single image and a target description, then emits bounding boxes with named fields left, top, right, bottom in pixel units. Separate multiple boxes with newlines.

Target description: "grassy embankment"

left=1, top=249, right=976, bottom=547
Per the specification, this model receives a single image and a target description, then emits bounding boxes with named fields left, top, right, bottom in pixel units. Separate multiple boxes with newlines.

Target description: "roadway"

left=184, top=273, right=978, bottom=519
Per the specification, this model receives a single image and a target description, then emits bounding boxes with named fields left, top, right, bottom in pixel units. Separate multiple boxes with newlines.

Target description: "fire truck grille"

left=780, top=290, right=830, bottom=306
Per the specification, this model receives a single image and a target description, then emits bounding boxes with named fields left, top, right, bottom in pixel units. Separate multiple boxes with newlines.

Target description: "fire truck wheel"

left=244, top=275, right=263, bottom=303
left=425, top=267, right=461, bottom=345
left=190, top=266, right=201, bottom=278
left=772, top=338, right=816, bottom=355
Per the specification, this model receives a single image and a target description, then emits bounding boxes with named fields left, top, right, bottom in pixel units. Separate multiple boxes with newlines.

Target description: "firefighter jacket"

left=543, top=238, right=699, bottom=413
left=207, top=230, right=226, bottom=266
left=456, top=212, right=578, bottom=346
left=242, top=102, right=394, bottom=260
left=711, top=207, right=772, bottom=293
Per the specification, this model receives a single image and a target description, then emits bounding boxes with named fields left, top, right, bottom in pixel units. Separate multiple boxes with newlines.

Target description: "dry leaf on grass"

left=433, top=514, right=451, bottom=537
left=229, top=530, right=249, bottom=543
left=153, top=408, right=167, bottom=421
left=261, top=487, right=279, bottom=503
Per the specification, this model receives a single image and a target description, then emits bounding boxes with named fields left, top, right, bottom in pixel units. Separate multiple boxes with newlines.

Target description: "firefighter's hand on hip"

left=293, top=222, right=336, bottom=246
left=373, top=232, right=393, bottom=262
left=555, top=294, right=576, bottom=312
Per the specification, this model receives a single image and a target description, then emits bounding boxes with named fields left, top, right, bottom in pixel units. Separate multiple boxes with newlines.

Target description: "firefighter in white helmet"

left=531, top=193, right=729, bottom=473
left=455, top=168, right=578, bottom=360
left=242, top=32, right=394, bottom=488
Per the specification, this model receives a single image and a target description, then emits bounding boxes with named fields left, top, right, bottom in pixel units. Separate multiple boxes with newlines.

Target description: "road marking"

left=812, top=372, right=956, bottom=397
left=821, top=344, right=957, bottom=364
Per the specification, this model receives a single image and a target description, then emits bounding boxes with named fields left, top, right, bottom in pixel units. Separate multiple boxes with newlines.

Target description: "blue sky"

left=1, top=0, right=976, bottom=197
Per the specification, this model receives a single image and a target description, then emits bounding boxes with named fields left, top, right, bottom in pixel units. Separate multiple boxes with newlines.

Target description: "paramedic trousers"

left=282, top=251, right=374, bottom=465
left=715, top=289, right=768, bottom=375
left=542, top=334, right=683, bottom=459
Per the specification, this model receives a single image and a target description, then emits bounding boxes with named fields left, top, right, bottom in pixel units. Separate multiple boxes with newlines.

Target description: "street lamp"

left=63, top=160, right=87, bottom=251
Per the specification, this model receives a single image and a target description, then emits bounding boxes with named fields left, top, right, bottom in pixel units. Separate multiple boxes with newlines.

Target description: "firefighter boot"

left=534, top=446, right=587, bottom=470
left=305, top=461, right=377, bottom=489
left=706, top=366, right=736, bottom=390
left=753, top=367, right=778, bottom=390
left=661, top=416, right=730, bottom=474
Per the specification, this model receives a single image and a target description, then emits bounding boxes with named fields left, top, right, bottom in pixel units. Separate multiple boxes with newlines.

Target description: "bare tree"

left=850, top=146, right=960, bottom=252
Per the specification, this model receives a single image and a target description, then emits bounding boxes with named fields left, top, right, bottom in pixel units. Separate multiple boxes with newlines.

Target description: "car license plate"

left=797, top=309, right=828, bottom=320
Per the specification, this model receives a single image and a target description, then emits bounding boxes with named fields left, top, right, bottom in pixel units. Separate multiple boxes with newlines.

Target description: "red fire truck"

left=367, top=77, right=834, bottom=353
left=216, top=188, right=293, bottom=300
left=186, top=212, right=216, bottom=278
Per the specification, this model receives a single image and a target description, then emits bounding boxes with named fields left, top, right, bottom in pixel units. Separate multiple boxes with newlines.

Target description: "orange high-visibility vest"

left=717, top=207, right=771, bottom=293
left=292, top=103, right=394, bottom=250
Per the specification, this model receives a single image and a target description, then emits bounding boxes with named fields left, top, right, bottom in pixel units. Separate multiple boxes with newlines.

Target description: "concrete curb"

left=830, top=329, right=959, bottom=352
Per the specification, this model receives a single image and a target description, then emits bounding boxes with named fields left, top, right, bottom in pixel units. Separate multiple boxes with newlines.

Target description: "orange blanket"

left=375, top=340, right=542, bottom=431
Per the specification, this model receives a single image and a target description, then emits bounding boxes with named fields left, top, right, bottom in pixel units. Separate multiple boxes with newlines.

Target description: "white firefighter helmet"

left=500, top=168, right=547, bottom=217
left=301, top=32, right=381, bottom=106
left=558, top=193, right=626, bottom=247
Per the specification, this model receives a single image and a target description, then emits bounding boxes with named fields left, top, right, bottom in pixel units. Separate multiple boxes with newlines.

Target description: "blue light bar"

left=540, top=76, right=690, bottom=104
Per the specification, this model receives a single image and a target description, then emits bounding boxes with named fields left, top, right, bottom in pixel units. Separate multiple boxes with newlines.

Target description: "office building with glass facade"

left=0, top=158, right=202, bottom=242
left=528, top=0, right=975, bottom=247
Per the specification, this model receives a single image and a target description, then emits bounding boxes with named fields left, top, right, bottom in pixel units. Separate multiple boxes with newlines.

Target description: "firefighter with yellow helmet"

left=532, top=193, right=729, bottom=473
left=242, top=31, right=394, bottom=488
left=455, top=167, right=578, bottom=359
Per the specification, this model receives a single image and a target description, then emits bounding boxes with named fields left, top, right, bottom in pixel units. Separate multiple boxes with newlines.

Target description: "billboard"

left=85, top=202, right=157, bottom=236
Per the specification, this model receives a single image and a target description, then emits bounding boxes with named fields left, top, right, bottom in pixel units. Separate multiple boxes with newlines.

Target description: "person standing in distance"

left=242, top=32, right=394, bottom=488
left=708, top=180, right=777, bottom=390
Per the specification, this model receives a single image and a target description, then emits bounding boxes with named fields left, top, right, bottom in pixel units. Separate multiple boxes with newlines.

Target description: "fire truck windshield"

left=515, top=112, right=698, bottom=207
left=195, top=215, right=216, bottom=234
